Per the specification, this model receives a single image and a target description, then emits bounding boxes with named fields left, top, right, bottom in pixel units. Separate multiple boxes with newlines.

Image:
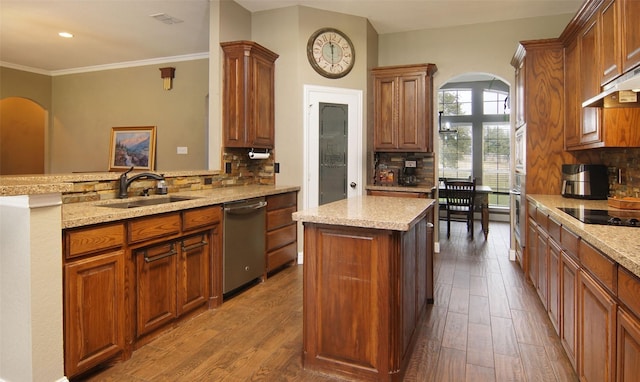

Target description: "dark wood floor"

left=83, top=221, right=577, bottom=381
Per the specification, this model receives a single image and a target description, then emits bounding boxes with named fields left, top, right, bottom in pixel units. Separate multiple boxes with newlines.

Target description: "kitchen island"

left=293, top=195, right=434, bottom=381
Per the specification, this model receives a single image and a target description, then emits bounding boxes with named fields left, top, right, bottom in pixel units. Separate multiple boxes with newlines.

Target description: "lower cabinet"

left=266, top=192, right=298, bottom=274
left=560, top=250, right=579, bottom=369
left=178, top=233, right=210, bottom=314
left=617, top=308, right=640, bottom=382
left=547, top=238, right=561, bottom=333
left=64, top=250, right=125, bottom=377
left=577, top=268, right=617, bottom=382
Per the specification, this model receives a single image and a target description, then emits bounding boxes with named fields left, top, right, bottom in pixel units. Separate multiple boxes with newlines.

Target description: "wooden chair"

left=444, top=178, right=476, bottom=239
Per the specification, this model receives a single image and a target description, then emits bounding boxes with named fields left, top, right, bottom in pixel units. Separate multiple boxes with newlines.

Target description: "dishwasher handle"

left=224, top=200, right=267, bottom=215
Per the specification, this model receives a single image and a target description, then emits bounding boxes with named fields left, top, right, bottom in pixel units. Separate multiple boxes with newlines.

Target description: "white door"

left=303, top=85, right=363, bottom=210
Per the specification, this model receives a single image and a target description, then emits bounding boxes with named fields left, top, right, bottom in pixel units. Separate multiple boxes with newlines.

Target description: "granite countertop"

left=0, top=170, right=220, bottom=197
left=527, top=194, right=640, bottom=278
left=365, top=184, right=436, bottom=194
left=63, top=184, right=299, bottom=229
left=292, top=195, right=435, bottom=231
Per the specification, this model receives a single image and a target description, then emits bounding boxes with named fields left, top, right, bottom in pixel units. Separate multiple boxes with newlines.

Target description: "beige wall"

left=0, top=66, right=52, bottom=110
left=50, top=59, right=209, bottom=173
left=251, top=6, right=374, bottom=189
left=379, top=13, right=574, bottom=90
left=0, top=98, right=45, bottom=174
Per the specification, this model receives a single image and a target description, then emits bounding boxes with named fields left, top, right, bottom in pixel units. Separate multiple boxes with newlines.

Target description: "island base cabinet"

left=302, top=215, right=431, bottom=381
left=64, top=250, right=125, bottom=377
left=578, top=270, right=617, bottom=382
left=617, top=308, right=640, bottom=382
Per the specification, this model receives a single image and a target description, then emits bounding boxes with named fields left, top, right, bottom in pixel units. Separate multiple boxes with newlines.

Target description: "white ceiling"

left=0, top=0, right=583, bottom=74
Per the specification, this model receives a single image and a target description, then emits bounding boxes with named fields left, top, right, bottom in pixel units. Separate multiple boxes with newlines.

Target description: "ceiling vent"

left=149, top=13, right=184, bottom=25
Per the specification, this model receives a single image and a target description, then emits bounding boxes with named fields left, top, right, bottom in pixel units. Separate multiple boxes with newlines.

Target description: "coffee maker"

left=400, top=160, right=418, bottom=186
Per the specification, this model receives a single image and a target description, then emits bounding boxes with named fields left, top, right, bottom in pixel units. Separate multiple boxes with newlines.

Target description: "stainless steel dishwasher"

left=223, top=197, right=267, bottom=294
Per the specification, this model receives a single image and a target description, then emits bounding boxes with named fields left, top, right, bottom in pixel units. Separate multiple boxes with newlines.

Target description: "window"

left=482, top=123, right=510, bottom=206
left=438, top=80, right=511, bottom=208
left=439, top=89, right=472, bottom=116
left=439, top=124, right=472, bottom=179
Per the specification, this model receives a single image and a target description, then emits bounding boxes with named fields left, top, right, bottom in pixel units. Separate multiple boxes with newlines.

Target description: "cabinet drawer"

left=548, top=216, right=561, bottom=243
left=561, top=225, right=580, bottom=260
left=183, top=206, right=222, bottom=231
left=528, top=202, right=536, bottom=218
left=267, top=242, right=297, bottom=272
left=535, top=209, right=548, bottom=230
left=65, top=222, right=125, bottom=259
left=267, top=206, right=296, bottom=231
left=579, top=240, right=617, bottom=294
left=267, top=192, right=296, bottom=211
left=128, top=213, right=181, bottom=244
left=267, top=224, right=296, bottom=251
left=618, top=267, right=640, bottom=318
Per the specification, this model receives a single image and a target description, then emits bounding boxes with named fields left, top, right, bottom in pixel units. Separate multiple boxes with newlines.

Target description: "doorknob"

left=350, top=182, right=357, bottom=188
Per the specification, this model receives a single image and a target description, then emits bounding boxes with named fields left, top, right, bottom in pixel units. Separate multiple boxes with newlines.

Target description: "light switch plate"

left=177, top=146, right=188, bottom=154
left=405, top=160, right=417, bottom=168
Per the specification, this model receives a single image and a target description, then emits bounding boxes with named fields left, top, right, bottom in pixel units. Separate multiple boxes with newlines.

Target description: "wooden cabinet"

left=548, top=237, right=561, bottom=333
left=64, top=204, right=223, bottom=377
left=527, top=216, right=538, bottom=289
left=617, top=308, right=640, bottom=382
left=64, top=249, right=125, bottom=377
left=372, top=63, right=437, bottom=152
left=578, top=269, right=617, bottom=382
left=621, top=0, right=640, bottom=72
left=564, top=39, right=581, bottom=149
left=63, top=222, right=126, bottom=377
left=600, top=0, right=622, bottom=84
left=511, top=40, right=570, bottom=195
left=266, top=192, right=298, bottom=274
left=580, top=13, right=604, bottom=146
left=560, top=249, right=579, bottom=369
left=536, top=224, right=549, bottom=309
left=221, top=41, right=278, bottom=149
left=301, top=205, right=433, bottom=380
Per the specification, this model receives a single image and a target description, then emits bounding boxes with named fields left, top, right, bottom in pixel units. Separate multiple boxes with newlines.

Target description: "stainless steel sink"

left=98, top=195, right=198, bottom=209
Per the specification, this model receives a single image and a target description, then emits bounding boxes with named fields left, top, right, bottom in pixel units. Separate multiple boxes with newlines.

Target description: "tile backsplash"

left=374, top=152, right=435, bottom=188
left=576, top=147, right=640, bottom=198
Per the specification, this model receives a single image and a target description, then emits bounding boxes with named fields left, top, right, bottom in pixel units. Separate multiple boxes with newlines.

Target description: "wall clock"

left=307, top=27, right=355, bottom=79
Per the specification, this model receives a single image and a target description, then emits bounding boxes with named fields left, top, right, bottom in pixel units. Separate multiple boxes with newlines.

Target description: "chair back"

left=444, top=178, right=476, bottom=210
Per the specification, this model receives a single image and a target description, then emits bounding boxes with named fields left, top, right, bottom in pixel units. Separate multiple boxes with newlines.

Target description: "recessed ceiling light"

left=58, top=32, right=74, bottom=38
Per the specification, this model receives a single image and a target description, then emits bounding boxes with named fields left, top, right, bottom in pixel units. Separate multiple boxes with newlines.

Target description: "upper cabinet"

left=372, top=64, right=437, bottom=152
left=621, top=0, right=640, bottom=72
left=222, top=41, right=279, bottom=149
left=561, top=0, right=640, bottom=150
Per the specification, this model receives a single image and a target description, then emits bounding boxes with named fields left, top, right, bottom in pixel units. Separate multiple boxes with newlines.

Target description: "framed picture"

left=109, top=126, right=156, bottom=171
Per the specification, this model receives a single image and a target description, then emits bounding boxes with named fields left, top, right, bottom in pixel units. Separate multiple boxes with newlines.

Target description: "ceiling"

left=0, top=0, right=583, bottom=74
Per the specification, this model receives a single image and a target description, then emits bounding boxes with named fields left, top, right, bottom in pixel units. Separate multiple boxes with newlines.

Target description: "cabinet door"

left=536, top=226, right=549, bottom=309
left=580, top=15, right=603, bottom=145
left=600, top=0, right=622, bottom=84
left=249, top=53, right=275, bottom=148
left=397, top=73, right=426, bottom=151
left=621, top=0, right=640, bottom=72
left=578, top=270, right=617, bottom=382
left=548, top=238, right=561, bottom=334
left=373, top=75, right=398, bottom=150
left=527, top=217, right=538, bottom=289
left=560, top=250, right=579, bottom=369
left=65, top=250, right=125, bottom=377
left=617, top=308, right=640, bottom=382
left=136, top=242, right=178, bottom=337
left=564, top=39, right=581, bottom=149
left=178, top=233, right=210, bottom=315
left=515, top=60, right=526, bottom=128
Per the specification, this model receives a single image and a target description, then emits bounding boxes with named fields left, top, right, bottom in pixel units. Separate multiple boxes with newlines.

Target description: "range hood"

left=583, top=66, right=640, bottom=107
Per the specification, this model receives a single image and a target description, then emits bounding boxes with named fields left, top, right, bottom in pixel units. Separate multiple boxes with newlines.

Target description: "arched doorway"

left=0, top=97, right=46, bottom=175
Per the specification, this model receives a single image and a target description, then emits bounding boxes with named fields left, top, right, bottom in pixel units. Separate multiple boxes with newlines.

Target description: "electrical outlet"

left=204, top=177, right=212, bottom=185
left=275, top=163, right=280, bottom=173
left=225, top=162, right=232, bottom=174
left=404, top=160, right=417, bottom=168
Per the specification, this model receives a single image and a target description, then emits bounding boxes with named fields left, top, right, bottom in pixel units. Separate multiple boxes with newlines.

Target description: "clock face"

left=307, top=28, right=355, bottom=79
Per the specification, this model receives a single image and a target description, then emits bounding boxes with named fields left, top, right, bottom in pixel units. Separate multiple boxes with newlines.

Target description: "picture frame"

left=108, top=126, right=156, bottom=171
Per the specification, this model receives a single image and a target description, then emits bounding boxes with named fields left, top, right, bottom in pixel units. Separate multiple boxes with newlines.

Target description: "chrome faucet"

left=118, top=166, right=165, bottom=198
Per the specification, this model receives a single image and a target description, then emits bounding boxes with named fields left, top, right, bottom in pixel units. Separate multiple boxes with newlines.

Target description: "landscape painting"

left=109, top=126, right=156, bottom=171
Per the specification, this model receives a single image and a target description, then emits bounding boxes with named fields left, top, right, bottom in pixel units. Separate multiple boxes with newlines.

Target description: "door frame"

left=303, top=85, right=363, bottom=211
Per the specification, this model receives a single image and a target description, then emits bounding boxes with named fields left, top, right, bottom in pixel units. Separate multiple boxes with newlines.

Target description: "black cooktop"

left=558, top=207, right=640, bottom=227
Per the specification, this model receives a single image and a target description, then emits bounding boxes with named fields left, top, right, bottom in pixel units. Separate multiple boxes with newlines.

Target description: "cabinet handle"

left=181, top=239, right=208, bottom=252
left=144, top=244, right=177, bottom=263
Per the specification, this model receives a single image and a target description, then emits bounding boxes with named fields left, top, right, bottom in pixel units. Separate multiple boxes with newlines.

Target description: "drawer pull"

left=144, top=244, right=177, bottom=263
left=181, top=239, right=208, bottom=252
